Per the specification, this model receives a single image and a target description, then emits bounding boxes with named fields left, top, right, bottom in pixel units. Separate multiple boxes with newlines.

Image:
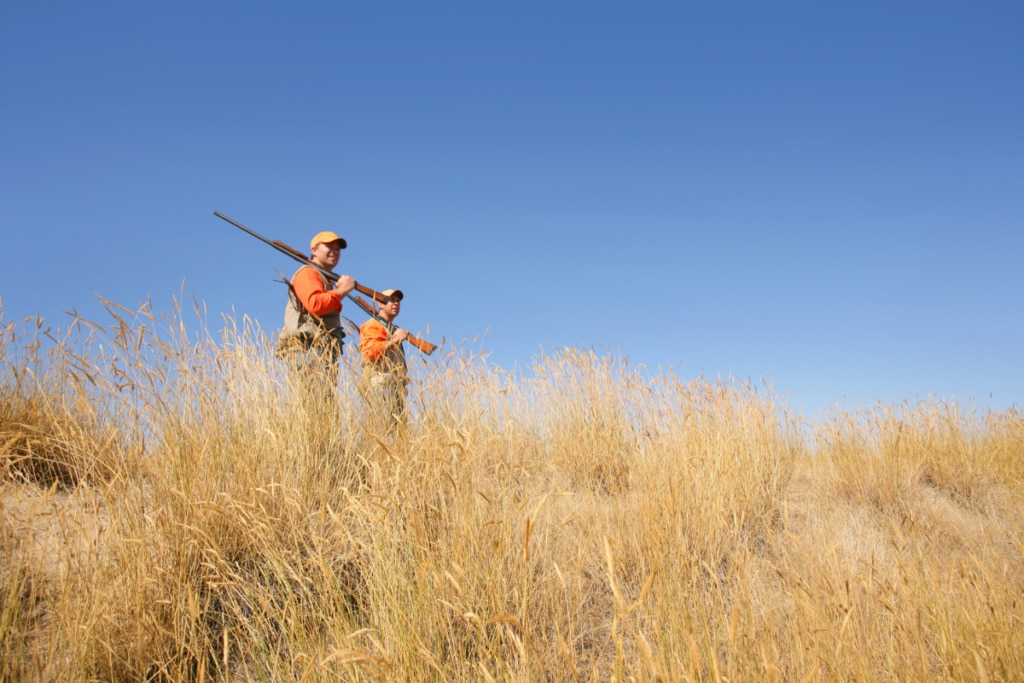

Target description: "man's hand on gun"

left=334, top=274, right=356, bottom=297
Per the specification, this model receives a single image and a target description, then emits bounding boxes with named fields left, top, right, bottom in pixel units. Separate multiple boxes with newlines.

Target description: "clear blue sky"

left=2, top=1, right=1021, bottom=416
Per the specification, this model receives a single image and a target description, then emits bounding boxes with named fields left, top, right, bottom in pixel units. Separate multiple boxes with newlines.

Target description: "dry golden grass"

left=2, top=299, right=1022, bottom=681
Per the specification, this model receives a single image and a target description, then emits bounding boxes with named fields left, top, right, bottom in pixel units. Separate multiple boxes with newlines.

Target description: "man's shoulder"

left=291, top=263, right=317, bottom=279
left=292, top=264, right=331, bottom=290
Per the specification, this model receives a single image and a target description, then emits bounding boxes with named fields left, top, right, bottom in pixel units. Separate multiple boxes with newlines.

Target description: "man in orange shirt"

left=359, top=289, right=410, bottom=435
left=276, top=230, right=357, bottom=372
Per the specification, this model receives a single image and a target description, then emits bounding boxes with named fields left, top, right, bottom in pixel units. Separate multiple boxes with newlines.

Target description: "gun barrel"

left=215, top=211, right=391, bottom=302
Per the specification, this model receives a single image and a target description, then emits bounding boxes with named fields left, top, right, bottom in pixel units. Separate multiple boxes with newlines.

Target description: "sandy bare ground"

left=1, top=480, right=111, bottom=583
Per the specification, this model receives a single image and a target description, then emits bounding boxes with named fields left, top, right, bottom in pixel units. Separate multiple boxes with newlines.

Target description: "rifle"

left=348, top=294, right=437, bottom=356
left=214, top=210, right=389, bottom=304
left=217, top=210, right=438, bottom=355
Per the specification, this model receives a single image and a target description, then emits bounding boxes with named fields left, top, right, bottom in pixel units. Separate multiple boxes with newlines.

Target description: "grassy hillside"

left=2, top=301, right=1022, bottom=681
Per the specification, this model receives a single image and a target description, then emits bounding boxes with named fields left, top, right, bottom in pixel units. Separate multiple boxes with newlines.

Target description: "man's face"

left=380, top=297, right=401, bottom=319
left=311, top=241, right=343, bottom=270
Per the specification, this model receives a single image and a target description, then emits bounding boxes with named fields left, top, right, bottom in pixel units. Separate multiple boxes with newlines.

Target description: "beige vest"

left=277, top=266, right=343, bottom=357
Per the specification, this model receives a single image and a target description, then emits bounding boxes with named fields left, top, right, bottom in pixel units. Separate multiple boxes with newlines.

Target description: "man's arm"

left=292, top=266, right=342, bottom=316
left=359, top=319, right=396, bottom=360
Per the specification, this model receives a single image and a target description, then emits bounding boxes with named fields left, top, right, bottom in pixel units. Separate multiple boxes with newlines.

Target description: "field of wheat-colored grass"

left=2, top=299, right=1022, bottom=682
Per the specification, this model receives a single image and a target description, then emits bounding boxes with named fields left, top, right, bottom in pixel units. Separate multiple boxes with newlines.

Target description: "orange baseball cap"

left=310, top=231, right=347, bottom=251
left=381, top=289, right=404, bottom=301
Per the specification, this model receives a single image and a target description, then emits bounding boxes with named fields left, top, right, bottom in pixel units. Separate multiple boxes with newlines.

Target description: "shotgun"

left=214, top=210, right=389, bottom=303
left=348, top=294, right=437, bottom=356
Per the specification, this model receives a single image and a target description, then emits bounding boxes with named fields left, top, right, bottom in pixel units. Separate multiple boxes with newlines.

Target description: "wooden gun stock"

left=349, top=295, right=437, bottom=356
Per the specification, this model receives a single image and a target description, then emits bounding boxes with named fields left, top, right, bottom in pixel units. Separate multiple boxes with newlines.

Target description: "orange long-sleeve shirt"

left=291, top=266, right=343, bottom=316
left=359, top=317, right=407, bottom=382
left=358, top=318, right=393, bottom=361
